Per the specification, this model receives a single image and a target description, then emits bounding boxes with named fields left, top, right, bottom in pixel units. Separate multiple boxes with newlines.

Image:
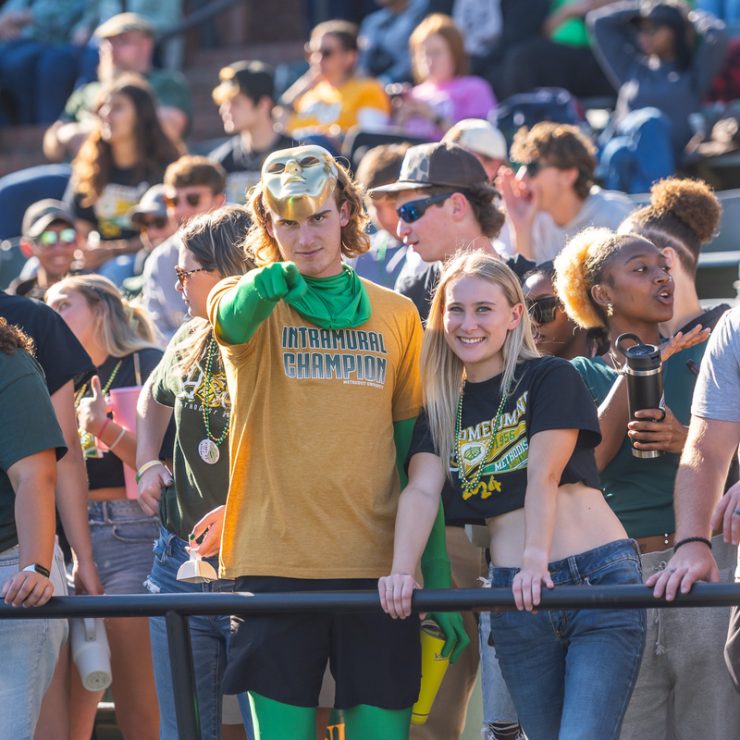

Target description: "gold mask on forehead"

left=261, top=145, right=338, bottom=220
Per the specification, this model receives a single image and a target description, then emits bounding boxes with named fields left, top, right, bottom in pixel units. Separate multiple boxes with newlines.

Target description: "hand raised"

left=253, top=262, right=307, bottom=302
left=660, top=325, right=711, bottom=362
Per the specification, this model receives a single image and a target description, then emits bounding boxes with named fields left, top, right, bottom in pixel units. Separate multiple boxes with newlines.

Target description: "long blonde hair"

left=52, top=274, right=158, bottom=357
left=422, top=251, right=539, bottom=472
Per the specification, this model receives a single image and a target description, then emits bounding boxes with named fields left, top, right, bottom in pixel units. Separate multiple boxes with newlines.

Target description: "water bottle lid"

left=615, top=333, right=661, bottom=371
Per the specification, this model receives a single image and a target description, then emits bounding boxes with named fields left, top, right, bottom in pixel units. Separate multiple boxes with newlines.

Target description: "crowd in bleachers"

left=1, top=2, right=740, bottom=740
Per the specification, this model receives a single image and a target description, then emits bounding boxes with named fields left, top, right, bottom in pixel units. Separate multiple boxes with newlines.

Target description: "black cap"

left=368, top=142, right=488, bottom=196
left=22, top=199, right=75, bottom=239
left=212, top=61, right=276, bottom=105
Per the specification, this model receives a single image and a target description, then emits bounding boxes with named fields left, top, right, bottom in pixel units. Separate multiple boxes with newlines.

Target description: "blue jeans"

left=146, top=527, right=253, bottom=740
left=0, top=542, right=68, bottom=739
left=486, top=539, right=646, bottom=740
left=598, top=108, right=676, bottom=194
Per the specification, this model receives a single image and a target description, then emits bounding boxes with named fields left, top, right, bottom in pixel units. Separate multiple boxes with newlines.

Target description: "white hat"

left=443, top=119, right=508, bottom=161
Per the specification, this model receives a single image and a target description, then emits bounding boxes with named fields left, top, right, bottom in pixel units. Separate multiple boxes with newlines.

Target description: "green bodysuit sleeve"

left=214, top=263, right=306, bottom=345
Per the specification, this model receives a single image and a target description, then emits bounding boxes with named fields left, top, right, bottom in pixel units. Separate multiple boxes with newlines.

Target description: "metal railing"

left=2, top=584, right=739, bottom=740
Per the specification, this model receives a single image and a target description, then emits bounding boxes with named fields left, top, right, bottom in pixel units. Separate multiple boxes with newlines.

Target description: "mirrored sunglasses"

left=396, top=192, right=456, bottom=224
left=38, top=228, right=76, bottom=247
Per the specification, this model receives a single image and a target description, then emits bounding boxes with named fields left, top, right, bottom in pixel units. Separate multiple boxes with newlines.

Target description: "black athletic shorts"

left=223, top=576, right=421, bottom=709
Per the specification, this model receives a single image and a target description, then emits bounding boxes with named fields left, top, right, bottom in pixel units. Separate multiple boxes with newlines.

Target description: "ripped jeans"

left=485, top=539, right=646, bottom=740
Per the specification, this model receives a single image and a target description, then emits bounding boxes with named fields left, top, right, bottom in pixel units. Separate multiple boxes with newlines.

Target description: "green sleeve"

left=393, top=418, right=452, bottom=589
left=214, top=272, right=279, bottom=346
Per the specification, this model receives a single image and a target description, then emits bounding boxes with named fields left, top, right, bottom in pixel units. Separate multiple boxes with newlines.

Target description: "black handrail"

left=5, top=585, right=737, bottom=740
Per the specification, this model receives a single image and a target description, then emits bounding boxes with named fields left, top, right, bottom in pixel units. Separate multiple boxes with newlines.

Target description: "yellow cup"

left=411, top=621, right=450, bottom=725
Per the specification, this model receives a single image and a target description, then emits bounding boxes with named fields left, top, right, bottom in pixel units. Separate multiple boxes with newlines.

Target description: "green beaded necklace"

left=454, top=383, right=508, bottom=497
left=200, top=338, right=229, bottom=448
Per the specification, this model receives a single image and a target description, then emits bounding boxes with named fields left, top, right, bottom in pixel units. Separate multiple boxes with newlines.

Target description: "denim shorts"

left=88, top=500, right=159, bottom=594
left=485, top=539, right=646, bottom=740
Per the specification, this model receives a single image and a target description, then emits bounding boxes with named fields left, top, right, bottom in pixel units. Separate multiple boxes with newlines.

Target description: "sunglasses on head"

left=165, top=193, right=203, bottom=208
left=526, top=295, right=560, bottom=325
left=139, top=216, right=168, bottom=230
left=396, top=192, right=456, bottom=224
left=37, top=228, right=76, bottom=247
left=175, top=266, right=211, bottom=286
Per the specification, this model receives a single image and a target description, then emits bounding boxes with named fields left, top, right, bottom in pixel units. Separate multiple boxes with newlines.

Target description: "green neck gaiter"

left=285, top=265, right=372, bottom=329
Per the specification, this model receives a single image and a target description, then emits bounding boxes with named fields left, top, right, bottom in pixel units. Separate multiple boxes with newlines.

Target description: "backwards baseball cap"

left=368, top=142, right=488, bottom=196
left=22, top=199, right=75, bottom=239
left=443, top=119, right=508, bottom=162
left=129, top=184, right=168, bottom=225
left=95, top=12, right=154, bottom=39
left=212, top=61, right=276, bottom=106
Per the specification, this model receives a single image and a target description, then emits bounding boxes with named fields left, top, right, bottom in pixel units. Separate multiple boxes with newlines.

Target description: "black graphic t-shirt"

left=409, top=356, right=602, bottom=524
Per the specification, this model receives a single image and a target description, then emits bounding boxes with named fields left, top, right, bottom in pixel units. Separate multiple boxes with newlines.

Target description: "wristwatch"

left=22, top=563, right=51, bottom=578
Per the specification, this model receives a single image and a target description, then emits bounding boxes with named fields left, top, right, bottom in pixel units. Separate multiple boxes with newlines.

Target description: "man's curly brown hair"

left=244, top=158, right=370, bottom=265
left=511, top=122, right=596, bottom=201
left=0, top=317, right=34, bottom=355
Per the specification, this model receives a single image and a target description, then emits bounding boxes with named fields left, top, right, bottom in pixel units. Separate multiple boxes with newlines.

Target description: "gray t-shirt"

left=691, top=305, right=740, bottom=423
left=498, top=186, right=635, bottom=263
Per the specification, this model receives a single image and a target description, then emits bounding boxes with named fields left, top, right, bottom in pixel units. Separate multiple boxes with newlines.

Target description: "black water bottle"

left=616, top=333, right=664, bottom=459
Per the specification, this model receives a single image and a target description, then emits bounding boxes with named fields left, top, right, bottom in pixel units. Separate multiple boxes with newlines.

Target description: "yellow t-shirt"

left=287, top=77, right=391, bottom=136
left=207, top=278, right=423, bottom=579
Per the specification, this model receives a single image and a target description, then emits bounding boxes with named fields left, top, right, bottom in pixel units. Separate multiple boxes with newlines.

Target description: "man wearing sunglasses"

left=371, top=141, right=532, bottom=323
left=140, top=156, right=227, bottom=342
left=497, top=122, right=634, bottom=264
left=9, top=200, right=81, bottom=300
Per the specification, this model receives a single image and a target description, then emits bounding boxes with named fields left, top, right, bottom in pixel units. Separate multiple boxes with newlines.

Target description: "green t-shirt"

left=149, top=323, right=230, bottom=541
left=571, top=350, right=704, bottom=538
left=550, top=0, right=590, bottom=47
left=0, top=348, right=66, bottom=553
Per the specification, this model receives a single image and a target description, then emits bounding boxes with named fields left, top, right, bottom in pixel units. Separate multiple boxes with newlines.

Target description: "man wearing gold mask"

left=194, top=145, right=468, bottom=738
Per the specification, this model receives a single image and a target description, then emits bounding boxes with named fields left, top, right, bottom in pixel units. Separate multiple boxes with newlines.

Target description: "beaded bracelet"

left=673, top=536, right=712, bottom=553
left=107, top=425, right=127, bottom=452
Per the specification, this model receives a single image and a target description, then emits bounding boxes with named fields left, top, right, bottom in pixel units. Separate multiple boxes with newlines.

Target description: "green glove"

left=215, top=262, right=307, bottom=344
left=426, top=611, right=470, bottom=663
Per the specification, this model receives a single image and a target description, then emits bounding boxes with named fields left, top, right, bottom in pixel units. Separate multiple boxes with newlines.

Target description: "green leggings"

left=249, top=693, right=412, bottom=740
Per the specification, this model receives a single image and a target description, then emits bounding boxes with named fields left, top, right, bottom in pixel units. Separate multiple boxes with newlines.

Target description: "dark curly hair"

left=622, top=177, right=721, bottom=277
left=0, top=317, right=34, bottom=355
left=72, top=74, right=183, bottom=208
left=511, top=123, right=596, bottom=201
left=245, top=157, right=370, bottom=265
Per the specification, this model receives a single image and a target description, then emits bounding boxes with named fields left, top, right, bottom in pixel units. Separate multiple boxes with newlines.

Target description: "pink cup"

left=108, top=386, right=142, bottom=500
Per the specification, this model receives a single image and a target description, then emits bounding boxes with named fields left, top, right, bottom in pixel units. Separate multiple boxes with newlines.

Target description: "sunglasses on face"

left=175, top=266, right=211, bottom=286
left=526, top=295, right=560, bottom=325
left=519, top=161, right=549, bottom=178
left=165, top=192, right=204, bottom=208
left=396, top=192, right=455, bottom=224
left=37, top=228, right=76, bottom=247
left=139, top=216, right=168, bottom=230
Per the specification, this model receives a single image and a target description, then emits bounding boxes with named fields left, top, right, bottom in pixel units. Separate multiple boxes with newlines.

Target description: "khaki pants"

left=411, top=526, right=486, bottom=740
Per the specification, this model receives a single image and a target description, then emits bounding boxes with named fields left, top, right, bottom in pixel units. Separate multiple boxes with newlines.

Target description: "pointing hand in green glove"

left=253, top=262, right=308, bottom=302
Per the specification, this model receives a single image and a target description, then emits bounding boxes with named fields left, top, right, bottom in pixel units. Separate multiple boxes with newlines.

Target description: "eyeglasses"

left=305, top=43, right=339, bottom=59
left=165, top=192, right=204, bottom=208
left=396, top=192, right=455, bottom=224
left=139, top=216, right=169, bottom=230
left=175, top=266, right=211, bottom=285
left=526, top=295, right=560, bottom=325
left=37, top=228, right=76, bottom=247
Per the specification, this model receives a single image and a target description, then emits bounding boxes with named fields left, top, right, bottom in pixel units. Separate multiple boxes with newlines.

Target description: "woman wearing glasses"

left=136, top=206, right=256, bottom=740
left=523, top=261, right=606, bottom=360
left=380, top=251, right=646, bottom=740
left=65, top=74, right=181, bottom=282
left=45, top=274, right=164, bottom=739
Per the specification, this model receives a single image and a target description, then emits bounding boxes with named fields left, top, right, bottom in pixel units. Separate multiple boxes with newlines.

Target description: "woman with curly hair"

left=614, top=179, right=739, bottom=738
left=394, top=13, right=496, bottom=139
left=380, top=250, right=646, bottom=740
left=554, top=224, right=735, bottom=739
left=46, top=274, right=165, bottom=739
left=65, top=74, right=182, bottom=279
